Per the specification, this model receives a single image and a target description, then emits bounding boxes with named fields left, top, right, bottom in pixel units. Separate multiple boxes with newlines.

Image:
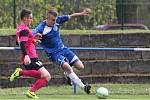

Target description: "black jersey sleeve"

left=20, top=41, right=27, bottom=56
left=19, top=30, right=29, bottom=37
left=19, top=30, right=29, bottom=56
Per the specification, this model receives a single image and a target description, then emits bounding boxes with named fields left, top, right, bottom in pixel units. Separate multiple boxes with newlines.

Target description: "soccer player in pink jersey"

left=10, top=9, right=51, bottom=99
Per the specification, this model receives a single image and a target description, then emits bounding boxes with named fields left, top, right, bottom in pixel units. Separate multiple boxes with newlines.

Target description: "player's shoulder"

left=56, top=15, right=70, bottom=23
left=36, top=21, right=47, bottom=29
left=57, top=15, right=68, bottom=17
left=57, top=15, right=68, bottom=19
left=16, top=24, right=29, bottom=33
left=40, top=20, right=47, bottom=26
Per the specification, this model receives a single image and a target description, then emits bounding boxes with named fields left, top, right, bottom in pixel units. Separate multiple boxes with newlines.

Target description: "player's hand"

left=34, top=33, right=42, bottom=43
left=82, top=8, right=92, bottom=16
left=69, top=8, right=92, bottom=18
left=24, top=55, right=31, bottom=65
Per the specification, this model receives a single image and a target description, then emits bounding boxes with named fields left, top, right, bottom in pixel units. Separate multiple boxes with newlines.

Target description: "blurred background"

left=1, top=1, right=150, bottom=99
left=0, top=0, right=150, bottom=30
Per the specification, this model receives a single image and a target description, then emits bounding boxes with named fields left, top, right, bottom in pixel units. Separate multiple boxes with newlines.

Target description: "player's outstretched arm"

left=69, top=8, right=92, bottom=18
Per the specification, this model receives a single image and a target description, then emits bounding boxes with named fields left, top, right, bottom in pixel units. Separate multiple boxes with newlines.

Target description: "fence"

left=0, top=46, right=150, bottom=94
left=1, top=47, right=150, bottom=51
left=1, top=0, right=150, bottom=29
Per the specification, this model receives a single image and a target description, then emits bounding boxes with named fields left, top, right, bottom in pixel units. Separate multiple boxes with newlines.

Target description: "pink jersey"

left=16, top=24, right=38, bottom=62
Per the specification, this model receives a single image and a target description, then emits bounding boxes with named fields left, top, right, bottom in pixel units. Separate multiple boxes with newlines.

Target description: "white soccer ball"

left=96, top=87, right=109, bottom=99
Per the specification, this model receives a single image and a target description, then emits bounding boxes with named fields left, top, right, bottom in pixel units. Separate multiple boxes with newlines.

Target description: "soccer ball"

left=96, top=87, right=109, bottom=99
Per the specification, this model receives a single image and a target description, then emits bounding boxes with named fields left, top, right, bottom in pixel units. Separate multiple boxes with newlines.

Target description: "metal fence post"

left=13, top=0, right=16, bottom=29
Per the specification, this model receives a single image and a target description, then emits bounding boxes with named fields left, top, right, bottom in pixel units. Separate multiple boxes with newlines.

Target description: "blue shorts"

left=46, top=48, right=79, bottom=66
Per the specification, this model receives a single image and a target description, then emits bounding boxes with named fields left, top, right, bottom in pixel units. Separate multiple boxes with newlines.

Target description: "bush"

left=0, top=0, right=117, bottom=29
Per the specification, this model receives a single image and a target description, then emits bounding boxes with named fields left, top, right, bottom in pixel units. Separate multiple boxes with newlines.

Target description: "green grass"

left=1, top=84, right=150, bottom=99
left=0, top=29, right=150, bottom=36
left=61, top=30, right=150, bottom=35
left=1, top=94, right=150, bottom=100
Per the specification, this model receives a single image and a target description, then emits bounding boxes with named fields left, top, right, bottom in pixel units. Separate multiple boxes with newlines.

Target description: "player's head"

left=20, top=9, right=33, bottom=26
left=46, top=9, right=58, bottom=27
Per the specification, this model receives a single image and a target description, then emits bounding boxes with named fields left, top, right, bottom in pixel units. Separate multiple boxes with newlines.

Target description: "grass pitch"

left=1, top=94, right=150, bottom=100
left=0, top=84, right=150, bottom=100
left=0, top=29, right=150, bottom=36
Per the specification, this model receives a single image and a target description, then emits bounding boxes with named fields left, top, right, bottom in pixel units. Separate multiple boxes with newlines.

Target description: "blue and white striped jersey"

left=33, top=15, right=70, bottom=53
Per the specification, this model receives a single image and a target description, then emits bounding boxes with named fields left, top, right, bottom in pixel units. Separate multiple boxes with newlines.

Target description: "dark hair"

left=20, top=9, right=32, bottom=20
left=46, top=9, right=58, bottom=17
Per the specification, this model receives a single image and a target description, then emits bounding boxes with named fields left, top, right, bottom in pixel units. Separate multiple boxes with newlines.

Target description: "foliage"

left=116, top=0, right=150, bottom=25
left=0, top=0, right=117, bottom=29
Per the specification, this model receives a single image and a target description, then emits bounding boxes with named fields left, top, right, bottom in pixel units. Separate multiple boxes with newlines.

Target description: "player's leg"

left=26, top=67, right=50, bottom=98
left=62, top=48, right=84, bottom=70
left=48, top=51, right=91, bottom=94
left=48, top=50, right=73, bottom=86
left=71, top=62, right=91, bottom=94
left=62, top=48, right=80, bottom=86
left=62, top=62, right=91, bottom=94
left=10, top=67, right=41, bottom=82
left=63, top=49, right=83, bottom=85
left=26, top=61, right=51, bottom=99
left=29, top=67, right=51, bottom=92
left=10, top=59, right=46, bottom=82
left=63, top=71, right=72, bottom=86
left=63, top=48, right=91, bottom=94
left=62, top=62, right=85, bottom=89
left=10, top=68, right=22, bottom=82
left=71, top=60, right=86, bottom=84
left=72, top=60, right=84, bottom=70
left=10, top=59, right=51, bottom=98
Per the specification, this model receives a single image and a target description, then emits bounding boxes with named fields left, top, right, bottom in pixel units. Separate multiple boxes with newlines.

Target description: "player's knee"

left=42, top=72, right=51, bottom=81
left=46, top=73, right=51, bottom=81
left=79, top=64, right=84, bottom=69
left=65, top=67, right=73, bottom=74
left=63, top=63, right=73, bottom=74
left=75, top=62, right=84, bottom=70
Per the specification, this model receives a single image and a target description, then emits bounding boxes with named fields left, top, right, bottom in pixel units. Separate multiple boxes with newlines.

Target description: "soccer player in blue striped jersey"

left=33, top=9, right=91, bottom=94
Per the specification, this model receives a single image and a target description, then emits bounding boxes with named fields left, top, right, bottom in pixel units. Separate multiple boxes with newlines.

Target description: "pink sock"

left=30, top=79, right=48, bottom=92
left=19, top=70, right=41, bottom=78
